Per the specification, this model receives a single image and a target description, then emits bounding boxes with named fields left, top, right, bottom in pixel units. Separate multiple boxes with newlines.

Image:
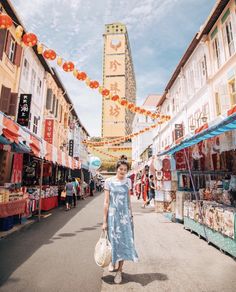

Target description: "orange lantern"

left=128, top=103, right=134, bottom=110
left=140, top=109, right=145, bottom=114
left=43, top=49, right=57, bottom=60
left=23, top=33, right=38, bottom=47
left=151, top=124, right=156, bottom=128
left=111, top=95, right=120, bottom=101
left=77, top=72, right=87, bottom=81
left=146, top=111, right=151, bottom=116
left=0, top=14, right=13, bottom=29
left=63, top=61, right=75, bottom=72
left=102, top=89, right=110, bottom=96
left=145, top=127, right=150, bottom=131
left=93, top=81, right=99, bottom=88
left=120, top=99, right=128, bottom=106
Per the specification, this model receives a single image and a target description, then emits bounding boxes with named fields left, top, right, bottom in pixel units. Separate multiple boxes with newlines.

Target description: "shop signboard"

left=174, top=124, right=183, bottom=141
left=69, top=139, right=74, bottom=157
left=44, top=119, right=54, bottom=144
left=17, top=94, right=32, bottom=127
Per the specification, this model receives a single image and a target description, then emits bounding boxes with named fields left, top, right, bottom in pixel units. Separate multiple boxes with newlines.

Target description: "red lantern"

left=111, top=95, right=120, bottom=101
left=0, top=14, right=13, bottom=29
left=102, top=89, right=110, bottom=96
left=128, top=103, right=134, bottom=110
left=120, top=99, right=128, bottom=106
left=43, top=49, right=57, bottom=60
left=140, top=109, right=145, bottom=114
left=23, top=33, right=38, bottom=47
left=93, top=81, right=99, bottom=88
left=77, top=72, right=87, bottom=81
left=145, top=127, right=149, bottom=131
left=151, top=124, right=156, bottom=128
left=146, top=111, right=151, bottom=116
left=63, top=61, right=75, bottom=72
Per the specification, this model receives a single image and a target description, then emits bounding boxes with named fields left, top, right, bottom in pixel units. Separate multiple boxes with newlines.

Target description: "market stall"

left=157, top=107, right=236, bottom=257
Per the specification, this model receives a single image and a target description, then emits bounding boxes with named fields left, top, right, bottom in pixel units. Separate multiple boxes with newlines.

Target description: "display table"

left=0, top=199, right=26, bottom=218
left=184, top=216, right=236, bottom=258
left=41, top=197, right=58, bottom=211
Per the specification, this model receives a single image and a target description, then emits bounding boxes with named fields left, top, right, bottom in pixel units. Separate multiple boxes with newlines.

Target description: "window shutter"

left=0, top=85, right=11, bottom=113
left=46, top=88, right=52, bottom=110
left=55, top=99, right=59, bottom=118
left=8, top=93, right=18, bottom=116
left=0, top=30, right=7, bottom=60
left=14, top=43, right=22, bottom=67
left=5, top=31, right=11, bottom=58
left=51, top=94, right=56, bottom=113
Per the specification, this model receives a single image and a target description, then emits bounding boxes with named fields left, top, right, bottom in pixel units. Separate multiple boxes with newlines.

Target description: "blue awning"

left=0, top=135, right=12, bottom=145
left=11, top=142, right=31, bottom=154
left=158, top=112, right=236, bottom=156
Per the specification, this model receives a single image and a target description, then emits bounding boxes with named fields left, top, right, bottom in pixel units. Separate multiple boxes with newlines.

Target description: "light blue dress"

left=105, top=177, right=139, bottom=265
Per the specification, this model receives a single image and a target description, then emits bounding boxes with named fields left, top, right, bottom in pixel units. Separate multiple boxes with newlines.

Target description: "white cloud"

left=11, top=0, right=216, bottom=136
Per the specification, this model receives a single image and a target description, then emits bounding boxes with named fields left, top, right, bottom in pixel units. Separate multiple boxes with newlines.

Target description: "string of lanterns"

left=88, top=145, right=127, bottom=160
left=0, top=12, right=171, bottom=121
left=83, top=119, right=165, bottom=147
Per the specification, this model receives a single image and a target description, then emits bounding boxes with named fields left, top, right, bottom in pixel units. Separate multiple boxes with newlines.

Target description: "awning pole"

left=38, top=158, right=44, bottom=222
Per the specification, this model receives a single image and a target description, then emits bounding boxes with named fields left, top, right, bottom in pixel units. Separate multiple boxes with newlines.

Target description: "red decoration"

left=120, top=99, right=128, bottom=106
left=93, top=81, right=99, bottom=88
left=146, top=111, right=151, bottom=115
left=77, top=72, right=87, bottom=81
left=63, top=61, right=75, bottom=72
left=0, top=14, right=13, bottom=29
left=43, top=49, right=56, bottom=60
left=102, top=89, right=110, bottom=96
left=128, top=103, right=134, bottom=110
left=112, top=95, right=120, bottom=101
left=22, top=33, right=38, bottom=47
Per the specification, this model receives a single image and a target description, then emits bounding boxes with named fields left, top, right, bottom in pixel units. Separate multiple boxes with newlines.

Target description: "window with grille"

left=229, top=79, right=236, bottom=106
left=212, top=36, right=221, bottom=70
left=33, top=116, right=38, bottom=134
left=9, top=38, right=16, bottom=63
left=23, top=59, right=29, bottom=80
left=215, top=92, right=221, bottom=116
left=31, top=69, right=36, bottom=93
left=224, top=18, right=235, bottom=58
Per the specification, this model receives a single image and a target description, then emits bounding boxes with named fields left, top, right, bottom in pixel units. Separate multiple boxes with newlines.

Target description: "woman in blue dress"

left=102, top=158, right=138, bottom=284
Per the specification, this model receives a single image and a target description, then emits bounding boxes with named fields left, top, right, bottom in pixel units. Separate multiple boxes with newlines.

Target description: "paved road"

left=1, top=194, right=236, bottom=292
left=0, top=194, right=104, bottom=292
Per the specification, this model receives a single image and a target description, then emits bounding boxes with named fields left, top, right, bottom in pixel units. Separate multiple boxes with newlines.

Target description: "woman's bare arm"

left=102, top=189, right=110, bottom=230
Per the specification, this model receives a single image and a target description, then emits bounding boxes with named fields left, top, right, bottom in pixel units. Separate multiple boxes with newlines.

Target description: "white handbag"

left=94, top=230, right=112, bottom=268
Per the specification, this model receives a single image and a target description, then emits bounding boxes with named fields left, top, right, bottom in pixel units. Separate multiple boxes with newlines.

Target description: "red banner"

left=0, top=199, right=26, bottom=218
left=11, top=153, right=23, bottom=183
left=44, top=119, right=54, bottom=144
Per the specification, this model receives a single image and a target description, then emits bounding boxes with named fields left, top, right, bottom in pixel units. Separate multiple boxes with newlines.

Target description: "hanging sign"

left=44, top=119, right=54, bottom=144
left=17, top=94, right=32, bottom=127
left=69, top=139, right=74, bottom=157
left=174, top=124, right=183, bottom=141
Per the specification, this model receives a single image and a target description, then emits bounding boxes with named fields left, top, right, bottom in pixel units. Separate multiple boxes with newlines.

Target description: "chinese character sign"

left=109, top=105, right=121, bottom=117
left=44, top=119, right=54, bottom=144
left=17, top=94, right=32, bottom=126
left=69, top=140, right=74, bottom=157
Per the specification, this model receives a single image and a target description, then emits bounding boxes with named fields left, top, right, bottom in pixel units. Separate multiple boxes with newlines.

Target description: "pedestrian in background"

left=142, top=175, right=156, bottom=208
left=65, top=178, right=75, bottom=211
left=102, top=157, right=138, bottom=284
left=90, top=178, right=95, bottom=196
left=72, top=178, right=78, bottom=207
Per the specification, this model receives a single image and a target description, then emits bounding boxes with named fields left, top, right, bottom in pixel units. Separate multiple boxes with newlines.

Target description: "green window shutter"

left=211, top=27, right=218, bottom=40
left=221, top=8, right=230, bottom=24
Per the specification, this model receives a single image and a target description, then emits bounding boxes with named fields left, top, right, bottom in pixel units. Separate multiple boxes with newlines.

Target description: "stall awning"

left=0, top=111, right=81, bottom=170
left=158, top=109, right=236, bottom=156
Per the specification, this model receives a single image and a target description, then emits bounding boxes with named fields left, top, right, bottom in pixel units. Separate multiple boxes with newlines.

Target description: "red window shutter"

left=14, top=43, right=22, bottom=67
left=0, top=85, right=11, bottom=114
left=5, top=31, right=12, bottom=58
left=0, top=30, right=7, bottom=60
left=9, top=93, right=18, bottom=117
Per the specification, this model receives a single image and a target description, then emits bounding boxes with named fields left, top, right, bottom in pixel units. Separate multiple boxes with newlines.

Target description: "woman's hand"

left=102, top=222, right=108, bottom=230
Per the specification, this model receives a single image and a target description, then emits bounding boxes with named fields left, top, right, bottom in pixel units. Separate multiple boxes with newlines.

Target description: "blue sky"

left=12, top=0, right=216, bottom=136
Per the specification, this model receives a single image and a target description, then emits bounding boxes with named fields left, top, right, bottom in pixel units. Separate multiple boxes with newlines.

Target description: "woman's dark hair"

left=116, top=159, right=130, bottom=171
left=68, top=178, right=72, bottom=182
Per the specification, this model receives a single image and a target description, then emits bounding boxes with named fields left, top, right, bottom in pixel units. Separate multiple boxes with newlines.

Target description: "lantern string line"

left=83, top=120, right=165, bottom=146
left=1, top=12, right=171, bottom=122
